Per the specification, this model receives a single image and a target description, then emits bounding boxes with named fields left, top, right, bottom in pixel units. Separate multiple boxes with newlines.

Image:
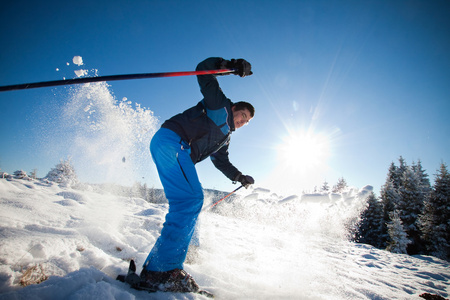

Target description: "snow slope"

left=0, top=178, right=449, bottom=299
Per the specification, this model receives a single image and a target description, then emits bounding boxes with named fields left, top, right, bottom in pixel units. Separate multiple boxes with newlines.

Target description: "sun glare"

left=277, top=130, right=331, bottom=172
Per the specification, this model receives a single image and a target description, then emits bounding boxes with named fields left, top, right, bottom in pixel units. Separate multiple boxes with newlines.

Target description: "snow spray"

left=44, top=62, right=159, bottom=185
left=209, top=185, right=372, bottom=241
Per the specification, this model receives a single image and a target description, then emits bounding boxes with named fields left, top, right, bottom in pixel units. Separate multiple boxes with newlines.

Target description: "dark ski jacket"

left=161, top=57, right=240, bottom=181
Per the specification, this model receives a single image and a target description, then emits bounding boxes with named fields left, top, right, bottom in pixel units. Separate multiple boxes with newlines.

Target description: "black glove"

left=235, top=173, right=255, bottom=188
left=224, top=59, right=253, bottom=77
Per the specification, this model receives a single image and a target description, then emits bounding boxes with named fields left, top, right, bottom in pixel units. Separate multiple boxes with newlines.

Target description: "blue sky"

left=1, top=0, right=449, bottom=195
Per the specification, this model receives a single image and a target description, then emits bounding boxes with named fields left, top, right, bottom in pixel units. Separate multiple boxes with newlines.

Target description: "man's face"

left=232, top=106, right=252, bottom=129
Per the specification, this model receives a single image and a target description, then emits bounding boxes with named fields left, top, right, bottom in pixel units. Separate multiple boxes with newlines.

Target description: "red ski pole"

left=206, top=185, right=244, bottom=211
left=0, top=69, right=235, bottom=92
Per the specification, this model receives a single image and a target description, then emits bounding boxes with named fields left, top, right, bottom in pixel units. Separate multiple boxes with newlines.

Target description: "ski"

left=197, top=290, right=215, bottom=298
left=116, top=260, right=157, bottom=292
left=116, top=260, right=214, bottom=298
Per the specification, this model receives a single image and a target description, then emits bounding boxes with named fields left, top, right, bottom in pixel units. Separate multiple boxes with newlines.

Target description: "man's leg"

left=143, top=128, right=203, bottom=272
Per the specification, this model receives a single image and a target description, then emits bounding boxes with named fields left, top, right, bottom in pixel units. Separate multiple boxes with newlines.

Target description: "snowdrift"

left=0, top=178, right=449, bottom=299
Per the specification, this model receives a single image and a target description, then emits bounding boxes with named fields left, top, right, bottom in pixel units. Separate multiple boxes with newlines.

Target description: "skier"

left=140, top=57, right=255, bottom=293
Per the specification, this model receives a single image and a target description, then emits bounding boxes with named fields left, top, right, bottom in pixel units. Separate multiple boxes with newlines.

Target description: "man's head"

left=231, top=101, right=255, bottom=129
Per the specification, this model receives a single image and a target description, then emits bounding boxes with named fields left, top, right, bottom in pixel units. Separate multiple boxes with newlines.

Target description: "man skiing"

left=140, top=57, right=255, bottom=293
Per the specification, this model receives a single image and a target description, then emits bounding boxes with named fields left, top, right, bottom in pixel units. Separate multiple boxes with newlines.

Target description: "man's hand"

left=224, top=59, right=253, bottom=77
left=236, top=174, right=255, bottom=188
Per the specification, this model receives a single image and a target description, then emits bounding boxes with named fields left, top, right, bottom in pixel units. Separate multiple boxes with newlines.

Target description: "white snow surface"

left=0, top=179, right=449, bottom=299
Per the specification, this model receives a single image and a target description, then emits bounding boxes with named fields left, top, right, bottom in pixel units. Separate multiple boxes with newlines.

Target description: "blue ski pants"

left=143, top=128, right=204, bottom=272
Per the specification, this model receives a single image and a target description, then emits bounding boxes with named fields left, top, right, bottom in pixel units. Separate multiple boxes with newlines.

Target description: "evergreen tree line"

left=354, top=157, right=450, bottom=261
left=313, top=177, right=349, bottom=193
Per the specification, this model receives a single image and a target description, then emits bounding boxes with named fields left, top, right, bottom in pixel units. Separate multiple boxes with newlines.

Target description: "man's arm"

left=210, top=143, right=240, bottom=181
left=196, top=57, right=253, bottom=110
left=196, top=57, right=229, bottom=110
left=211, top=146, right=255, bottom=188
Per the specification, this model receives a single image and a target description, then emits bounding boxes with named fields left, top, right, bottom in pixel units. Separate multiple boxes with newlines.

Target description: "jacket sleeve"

left=210, top=143, right=241, bottom=181
left=196, top=57, right=230, bottom=110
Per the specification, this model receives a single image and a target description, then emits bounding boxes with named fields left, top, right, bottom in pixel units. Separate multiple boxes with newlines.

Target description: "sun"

left=264, top=125, right=338, bottom=193
left=276, top=130, right=331, bottom=172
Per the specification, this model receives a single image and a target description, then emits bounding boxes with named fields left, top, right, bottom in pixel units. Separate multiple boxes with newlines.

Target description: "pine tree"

left=380, top=180, right=400, bottom=247
left=13, top=170, right=28, bottom=179
left=45, top=158, right=79, bottom=187
left=321, top=181, right=329, bottom=192
left=147, top=186, right=157, bottom=203
left=332, top=177, right=348, bottom=193
left=387, top=162, right=400, bottom=190
left=387, top=157, right=407, bottom=190
left=30, top=169, right=38, bottom=180
left=397, top=166, right=426, bottom=254
left=131, top=182, right=143, bottom=198
left=420, top=163, right=450, bottom=260
left=355, top=192, right=384, bottom=248
left=141, top=183, right=148, bottom=201
left=386, top=210, right=411, bottom=254
left=397, top=156, right=408, bottom=183
left=413, top=160, right=431, bottom=199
